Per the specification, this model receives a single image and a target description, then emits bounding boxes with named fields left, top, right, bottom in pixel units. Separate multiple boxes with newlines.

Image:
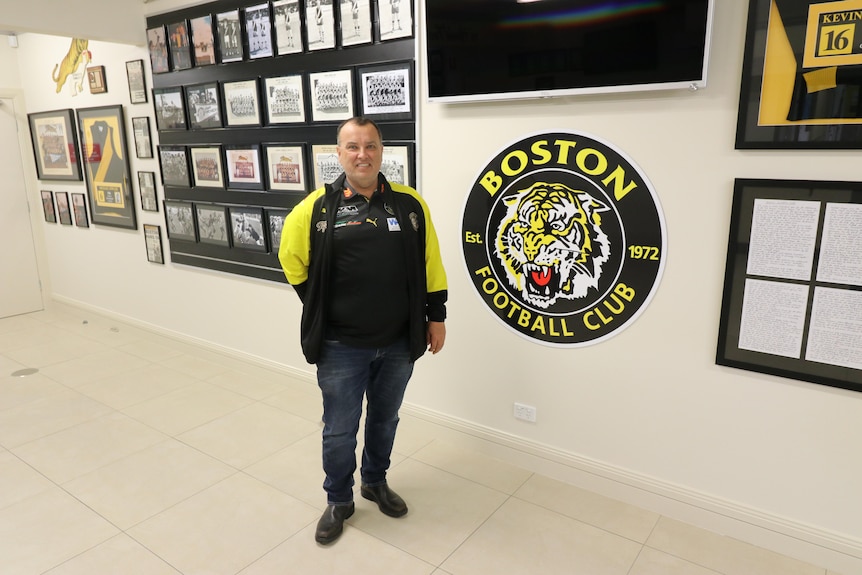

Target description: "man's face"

left=337, top=122, right=383, bottom=191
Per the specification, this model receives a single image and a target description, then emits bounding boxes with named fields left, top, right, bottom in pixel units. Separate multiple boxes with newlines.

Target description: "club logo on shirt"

left=462, top=131, right=667, bottom=347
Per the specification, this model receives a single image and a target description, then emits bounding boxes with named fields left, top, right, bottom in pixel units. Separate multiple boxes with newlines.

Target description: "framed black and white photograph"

left=158, top=145, right=191, bottom=188
left=311, top=143, right=340, bottom=189
left=223, top=79, right=261, bottom=126
left=71, top=192, right=89, bottom=227
left=264, top=74, right=306, bottom=124
left=229, top=206, right=267, bottom=251
left=216, top=9, right=244, bottom=63
left=153, top=86, right=187, bottom=131
left=125, top=60, right=147, bottom=104
left=132, top=117, right=153, bottom=159
left=339, top=0, right=372, bottom=47
left=186, top=82, right=222, bottom=129
left=41, top=190, right=56, bottom=223
left=305, top=0, right=336, bottom=51
left=225, top=145, right=264, bottom=190
left=377, top=0, right=411, bottom=42
left=309, top=69, right=354, bottom=122
left=138, top=171, right=159, bottom=212
left=272, top=0, right=302, bottom=55
left=56, top=191, right=72, bottom=225
left=144, top=224, right=165, bottom=263
left=267, top=207, right=290, bottom=252
left=381, top=142, right=412, bottom=187
left=245, top=3, right=274, bottom=59
left=358, top=60, right=413, bottom=121
left=164, top=200, right=196, bottom=242
left=147, top=26, right=171, bottom=74
left=190, top=14, right=217, bottom=66
left=167, top=20, right=193, bottom=71
left=264, top=143, right=307, bottom=191
left=27, top=108, right=81, bottom=181
left=190, top=145, right=225, bottom=188
left=196, top=203, right=231, bottom=246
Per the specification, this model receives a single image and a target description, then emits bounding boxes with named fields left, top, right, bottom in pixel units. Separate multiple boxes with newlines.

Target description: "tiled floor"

left=0, top=305, right=847, bottom=574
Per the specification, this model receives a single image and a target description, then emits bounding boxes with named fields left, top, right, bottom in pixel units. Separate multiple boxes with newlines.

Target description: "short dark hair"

left=336, top=116, right=383, bottom=144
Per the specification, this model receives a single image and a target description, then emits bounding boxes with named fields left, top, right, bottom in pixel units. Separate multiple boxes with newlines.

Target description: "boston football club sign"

left=462, top=131, right=667, bottom=347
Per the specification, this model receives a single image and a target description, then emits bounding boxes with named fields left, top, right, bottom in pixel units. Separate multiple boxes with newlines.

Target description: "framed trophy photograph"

left=167, top=20, right=192, bottom=71
left=225, top=144, right=264, bottom=190
left=138, top=171, right=159, bottom=212
left=132, top=117, right=153, bottom=159
left=144, top=224, right=165, bottom=264
left=264, top=143, right=307, bottom=191
left=185, top=82, right=222, bottom=129
left=125, top=60, right=147, bottom=104
left=309, top=68, right=354, bottom=122
left=147, top=25, right=171, bottom=74
left=164, top=200, right=196, bottom=242
left=357, top=60, right=413, bottom=121
left=189, top=145, right=225, bottom=188
left=223, top=79, right=262, bottom=126
left=216, top=9, right=244, bottom=63
left=339, top=0, right=372, bottom=47
left=153, top=86, right=187, bottom=130
left=264, top=74, right=306, bottom=124
left=272, top=0, right=302, bottom=55
left=305, top=0, right=335, bottom=51
left=158, top=145, right=191, bottom=188
left=245, top=2, right=274, bottom=59
left=190, top=14, right=217, bottom=66
left=196, top=203, right=230, bottom=246
left=229, top=206, right=267, bottom=251
left=71, top=192, right=89, bottom=227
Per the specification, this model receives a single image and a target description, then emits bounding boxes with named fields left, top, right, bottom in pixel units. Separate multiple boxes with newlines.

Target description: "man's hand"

left=427, top=321, right=446, bottom=354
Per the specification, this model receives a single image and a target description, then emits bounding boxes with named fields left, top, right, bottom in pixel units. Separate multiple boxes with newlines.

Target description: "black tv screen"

left=425, top=0, right=714, bottom=102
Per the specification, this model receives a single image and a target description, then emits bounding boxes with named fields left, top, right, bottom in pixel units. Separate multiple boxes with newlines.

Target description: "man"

left=279, top=117, right=448, bottom=545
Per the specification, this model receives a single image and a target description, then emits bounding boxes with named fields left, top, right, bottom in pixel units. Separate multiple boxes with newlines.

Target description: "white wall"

left=13, top=3, right=862, bottom=573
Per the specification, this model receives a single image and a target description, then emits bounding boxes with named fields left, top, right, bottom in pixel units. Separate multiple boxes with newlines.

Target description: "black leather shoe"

left=315, top=502, right=355, bottom=544
left=360, top=483, right=408, bottom=517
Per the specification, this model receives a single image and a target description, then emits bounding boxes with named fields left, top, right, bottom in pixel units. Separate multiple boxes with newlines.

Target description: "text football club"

left=461, top=131, right=667, bottom=346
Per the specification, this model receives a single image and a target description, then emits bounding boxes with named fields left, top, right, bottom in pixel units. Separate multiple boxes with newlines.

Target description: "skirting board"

left=51, top=295, right=862, bottom=574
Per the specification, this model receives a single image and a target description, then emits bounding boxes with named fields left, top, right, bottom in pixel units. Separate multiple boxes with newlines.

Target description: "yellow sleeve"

left=278, top=189, right=324, bottom=285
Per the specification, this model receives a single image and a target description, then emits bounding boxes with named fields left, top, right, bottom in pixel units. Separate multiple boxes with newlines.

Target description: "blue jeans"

left=316, top=337, right=414, bottom=504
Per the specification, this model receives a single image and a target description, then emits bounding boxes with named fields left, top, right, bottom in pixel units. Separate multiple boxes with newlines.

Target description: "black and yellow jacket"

left=279, top=172, right=448, bottom=364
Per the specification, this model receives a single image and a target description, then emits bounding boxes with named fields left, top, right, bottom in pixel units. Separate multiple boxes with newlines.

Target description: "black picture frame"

left=225, top=144, right=264, bottom=190
left=55, top=191, right=73, bottom=225
left=144, top=224, right=165, bottom=264
left=71, top=192, right=89, bottom=227
left=339, top=0, right=373, bottom=47
left=41, top=190, right=56, bottom=223
left=138, top=171, right=159, bottom=212
left=717, top=178, right=862, bottom=394
left=159, top=145, right=191, bottom=188
left=196, top=203, right=231, bottom=246
left=245, top=2, right=274, bottom=59
left=309, top=68, right=354, bottom=122
left=125, top=59, right=147, bottom=104
left=190, top=14, right=217, bottom=67
left=376, top=0, right=411, bottom=42
left=132, top=116, right=153, bottom=159
left=266, top=207, right=291, bottom=253
left=263, top=74, right=307, bottom=125
left=305, top=0, right=336, bottom=51
left=357, top=60, right=413, bottom=121
left=153, top=86, right=187, bottom=131
left=272, top=0, right=303, bottom=55
left=223, top=78, right=262, bottom=126
left=189, top=145, right=225, bottom=188
left=736, top=0, right=862, bottom=149
left=263, top=143, right=308, bottom=192
left=77, top=105, right=137, bottom=230
left=164, top=200, right=197, bottom=242
left=168, top=20, right=193, bottom=71
left=216, top=8, right=244, bottom=63
left=147, top=25, right=171, bottom=73
left=311, top=143, right=339, bottom=189
left=381, top=141, right=413, bottom=188
left=27, top=109, right=81, bottom=181
left=229, top=205, right=267, bottom=251
left=186, top=82, right=223, bottom=129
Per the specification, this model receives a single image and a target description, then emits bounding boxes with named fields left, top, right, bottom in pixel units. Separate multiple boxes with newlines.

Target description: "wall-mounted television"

left=424, top=0, right=715, bottom=103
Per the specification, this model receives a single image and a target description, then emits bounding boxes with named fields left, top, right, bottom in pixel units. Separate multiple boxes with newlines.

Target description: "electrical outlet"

left=513, top=402, right=537, bottom=422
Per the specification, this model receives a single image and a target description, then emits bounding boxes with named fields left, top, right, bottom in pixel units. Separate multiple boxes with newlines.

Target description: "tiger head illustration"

left=495, top=181, right=611, bottom=309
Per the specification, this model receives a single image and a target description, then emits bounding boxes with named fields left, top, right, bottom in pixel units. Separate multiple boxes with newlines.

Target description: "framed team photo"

left=167, top=20, right=192, bottom=71
left=245, top=3, right=274, bottom=59
left=223, top=79, right=262, bottom=126
left=138, top=171, right=159, bottom=212
left=358, top=60, right=413, bottom=121
left=272, top=0, right=303, bottom=55
left=190, top=14, right=217, bottom=66
left=158, top=145, right=191, bottom=188
left=153, top=86, right=187, bottom=131
left=229, top=206, right=267, bottom=251
left=144, top=224, right=165, bottom=264
left=186, top=82, right=222, bottom=129
left=264, top=143, right=307, bottom=191
left=339, top=0, right=372, bottom=47
left=41, top=190, right=56, bottom=223
left=216, top=9, right=244, bottom=63
left=377, top=0, right=411, bottom=41
left=132, top=116, right=153, bottom=159
left=381, top=141, right=413, bottom=187
left=305, top=0, right=336, bottom=51
left=196, top=203, right=230, bottom=246
left=311, top=143, right=340, bottom=189
left=147, top=26, right=171, bottom=74
left=309, top=68, right=354, bottom=122
left=190, top=145, right=225, bottom=188
left=56, top=191, right=73, bottom=225
left=71, top=192, right=89, bottom=227
left=225, top=144, right=264, bottom=190
left=164, top=200, right=196, bottom=242
left=125, top=59, right=147, bottom=104
left=266, top=207, right=291, bottom=253
left=264, top=74, right=306, bottom=124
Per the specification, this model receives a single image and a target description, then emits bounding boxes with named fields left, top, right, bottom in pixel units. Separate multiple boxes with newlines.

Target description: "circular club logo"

left=462, top=131, right=667, bottom=347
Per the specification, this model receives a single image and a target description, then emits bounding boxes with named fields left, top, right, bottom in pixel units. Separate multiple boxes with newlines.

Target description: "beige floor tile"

left=43, top=534, right=181, bottom=575
left=647, top=517, right=826, bottom=575
left=11, top=412, right=167, bottom=483
left=127, top=473, right=319, bottom=575
left=412, top=439, right=533, bottom=494
left=116, top=338, right=184, bottom=362
left=177, top=402, right=319, bottom=468
left=0, top=449, right=56, bottom=509
left=206, top=367, right=294, bottom=401
left=442, top=497, right=642, bottom=575
left=263, top=379, right=325, bottom=422
left=38, top=348, right=151, bottom=388
left=63, top=439, right=236, bottom=529
left=0, top=487, right=118, bottom=574
left=0, top=388, right=113, bottom=447
left=350, top=458, right=509, bottom=565
left=2, top=334, right=102, bottom=369
left=0, top=372, right=69, bottom=411
left=514, top=473, right=660, bottom=543
left=239, top=522, right=436, bottom=575
left=74, top=363, right=199, bottom=410
left=393, top=413, right=444, bottom=456
left=121, top=380, right=254, bottom=436
left=158, top=351, right=234, bottom=380
left=629, top=547, right=723, bottom=575
left=245, top=432, right=327, bottom=509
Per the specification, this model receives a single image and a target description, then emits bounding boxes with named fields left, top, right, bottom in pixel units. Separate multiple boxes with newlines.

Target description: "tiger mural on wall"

left=495, top=181, right=611, bottom=310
